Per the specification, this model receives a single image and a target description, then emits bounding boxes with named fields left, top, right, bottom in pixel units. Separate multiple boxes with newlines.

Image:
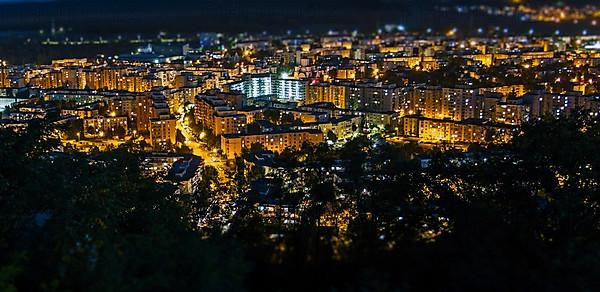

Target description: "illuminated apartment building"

left=61, top=67, right=85, bottom=89
left=525, top=91, right=587, bottom=118
left=150, top=92, right=172, bottom=120
left=51, top=58, right=89, bottom=69
left=347, top=82, right=402, bottom=112
left=136, top=95, right=154, bottom=133
left=404, top=86, right=481, bottom=121
left=400, top=116, right=487, bottom=144
left=83, top=69, right=102, bottom=90
left=61, top=106, right=99, bottom=119
left=480, top=85, right=526, bottom=98
left=165, top=86, right=203, bottom=114
left=149, top=118, right=177, bottom=148
left=441, top=87, right=480, bottom=121
left=108, top=95, right=137, bottom=117
left=40, top=89, right=104, bottom=104
left=298, top=116, right=361, bottom=141
left=221, top=129, right=324, bottom=159
left=194, top=95, right=229, bottom=127
left=83, top=116, right=128, bottom=138
left=320, top=35, right=353, bottom=50
left=237, top=108, right=262, bottom=125
left=104, top=93, right=147, bottom=133
left=100, top=67, right=127, bottom=90
left=42, top=71, right=64, bottom=88
left=148, top=92, right=177, bottom=148
left=304, top=82, right=347, bottom=108
left=467, top=54, right=494, bottom=67
left=122, top=75, right=145, bottom=92
left=277, top=77, right=305, bottom=102
left=194, top=94, right=248, bottom=135
left=229, top=74, right=273, bottom=98
left=335, top=68, right=356, bottom=80
left=382, top=55, right=438, bottom=71
left=0, top=67, right=9, bottom=88
left=213, top=113, right=247, bottom=135
left=520, top=51, right=555, bottom=65
left=404, top=86, right=441, bottom=117
left=228, top=74, right=306, bottom=102
left=492, top=103, right=529, bottom=125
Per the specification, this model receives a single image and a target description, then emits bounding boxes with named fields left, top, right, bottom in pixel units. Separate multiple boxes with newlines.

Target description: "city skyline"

left=1, top=1, right=600, bottom=291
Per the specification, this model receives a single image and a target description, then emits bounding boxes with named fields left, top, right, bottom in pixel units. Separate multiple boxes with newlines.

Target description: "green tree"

left=326, top=130, right=338, bottom=142
left=262, top=109, right=281, bottom=125
left=0, top=123, right=248, bottom=291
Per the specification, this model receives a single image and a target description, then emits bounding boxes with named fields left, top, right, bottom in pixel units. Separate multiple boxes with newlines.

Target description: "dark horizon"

left=0, top=0, right=597, bottom=34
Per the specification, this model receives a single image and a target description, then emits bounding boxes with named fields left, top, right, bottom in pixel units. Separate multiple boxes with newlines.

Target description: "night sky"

left=0, top=0, right=597, bottom=34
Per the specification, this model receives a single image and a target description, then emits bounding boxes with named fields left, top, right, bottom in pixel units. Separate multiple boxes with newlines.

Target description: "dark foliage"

left=0, top=123, right=246, bottom=292
left=2, top=114, right=600, bottom=291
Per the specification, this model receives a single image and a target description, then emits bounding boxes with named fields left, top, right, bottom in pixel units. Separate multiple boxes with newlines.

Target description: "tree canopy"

left=2, top=113, right=600, bottom=291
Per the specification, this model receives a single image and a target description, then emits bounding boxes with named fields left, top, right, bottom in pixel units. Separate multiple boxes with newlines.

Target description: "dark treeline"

left=2, top=112, right=600, bottom=291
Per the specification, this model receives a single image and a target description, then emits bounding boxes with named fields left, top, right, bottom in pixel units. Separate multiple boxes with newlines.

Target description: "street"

left=177, top=118, right=229, bottom=181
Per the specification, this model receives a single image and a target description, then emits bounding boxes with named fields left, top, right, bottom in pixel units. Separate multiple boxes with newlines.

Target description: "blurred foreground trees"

left=229, top=112, right=600, bottom=291
left=0, top=122, right=246, bottom=291
left=2, top=112, right=600, bottom=291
